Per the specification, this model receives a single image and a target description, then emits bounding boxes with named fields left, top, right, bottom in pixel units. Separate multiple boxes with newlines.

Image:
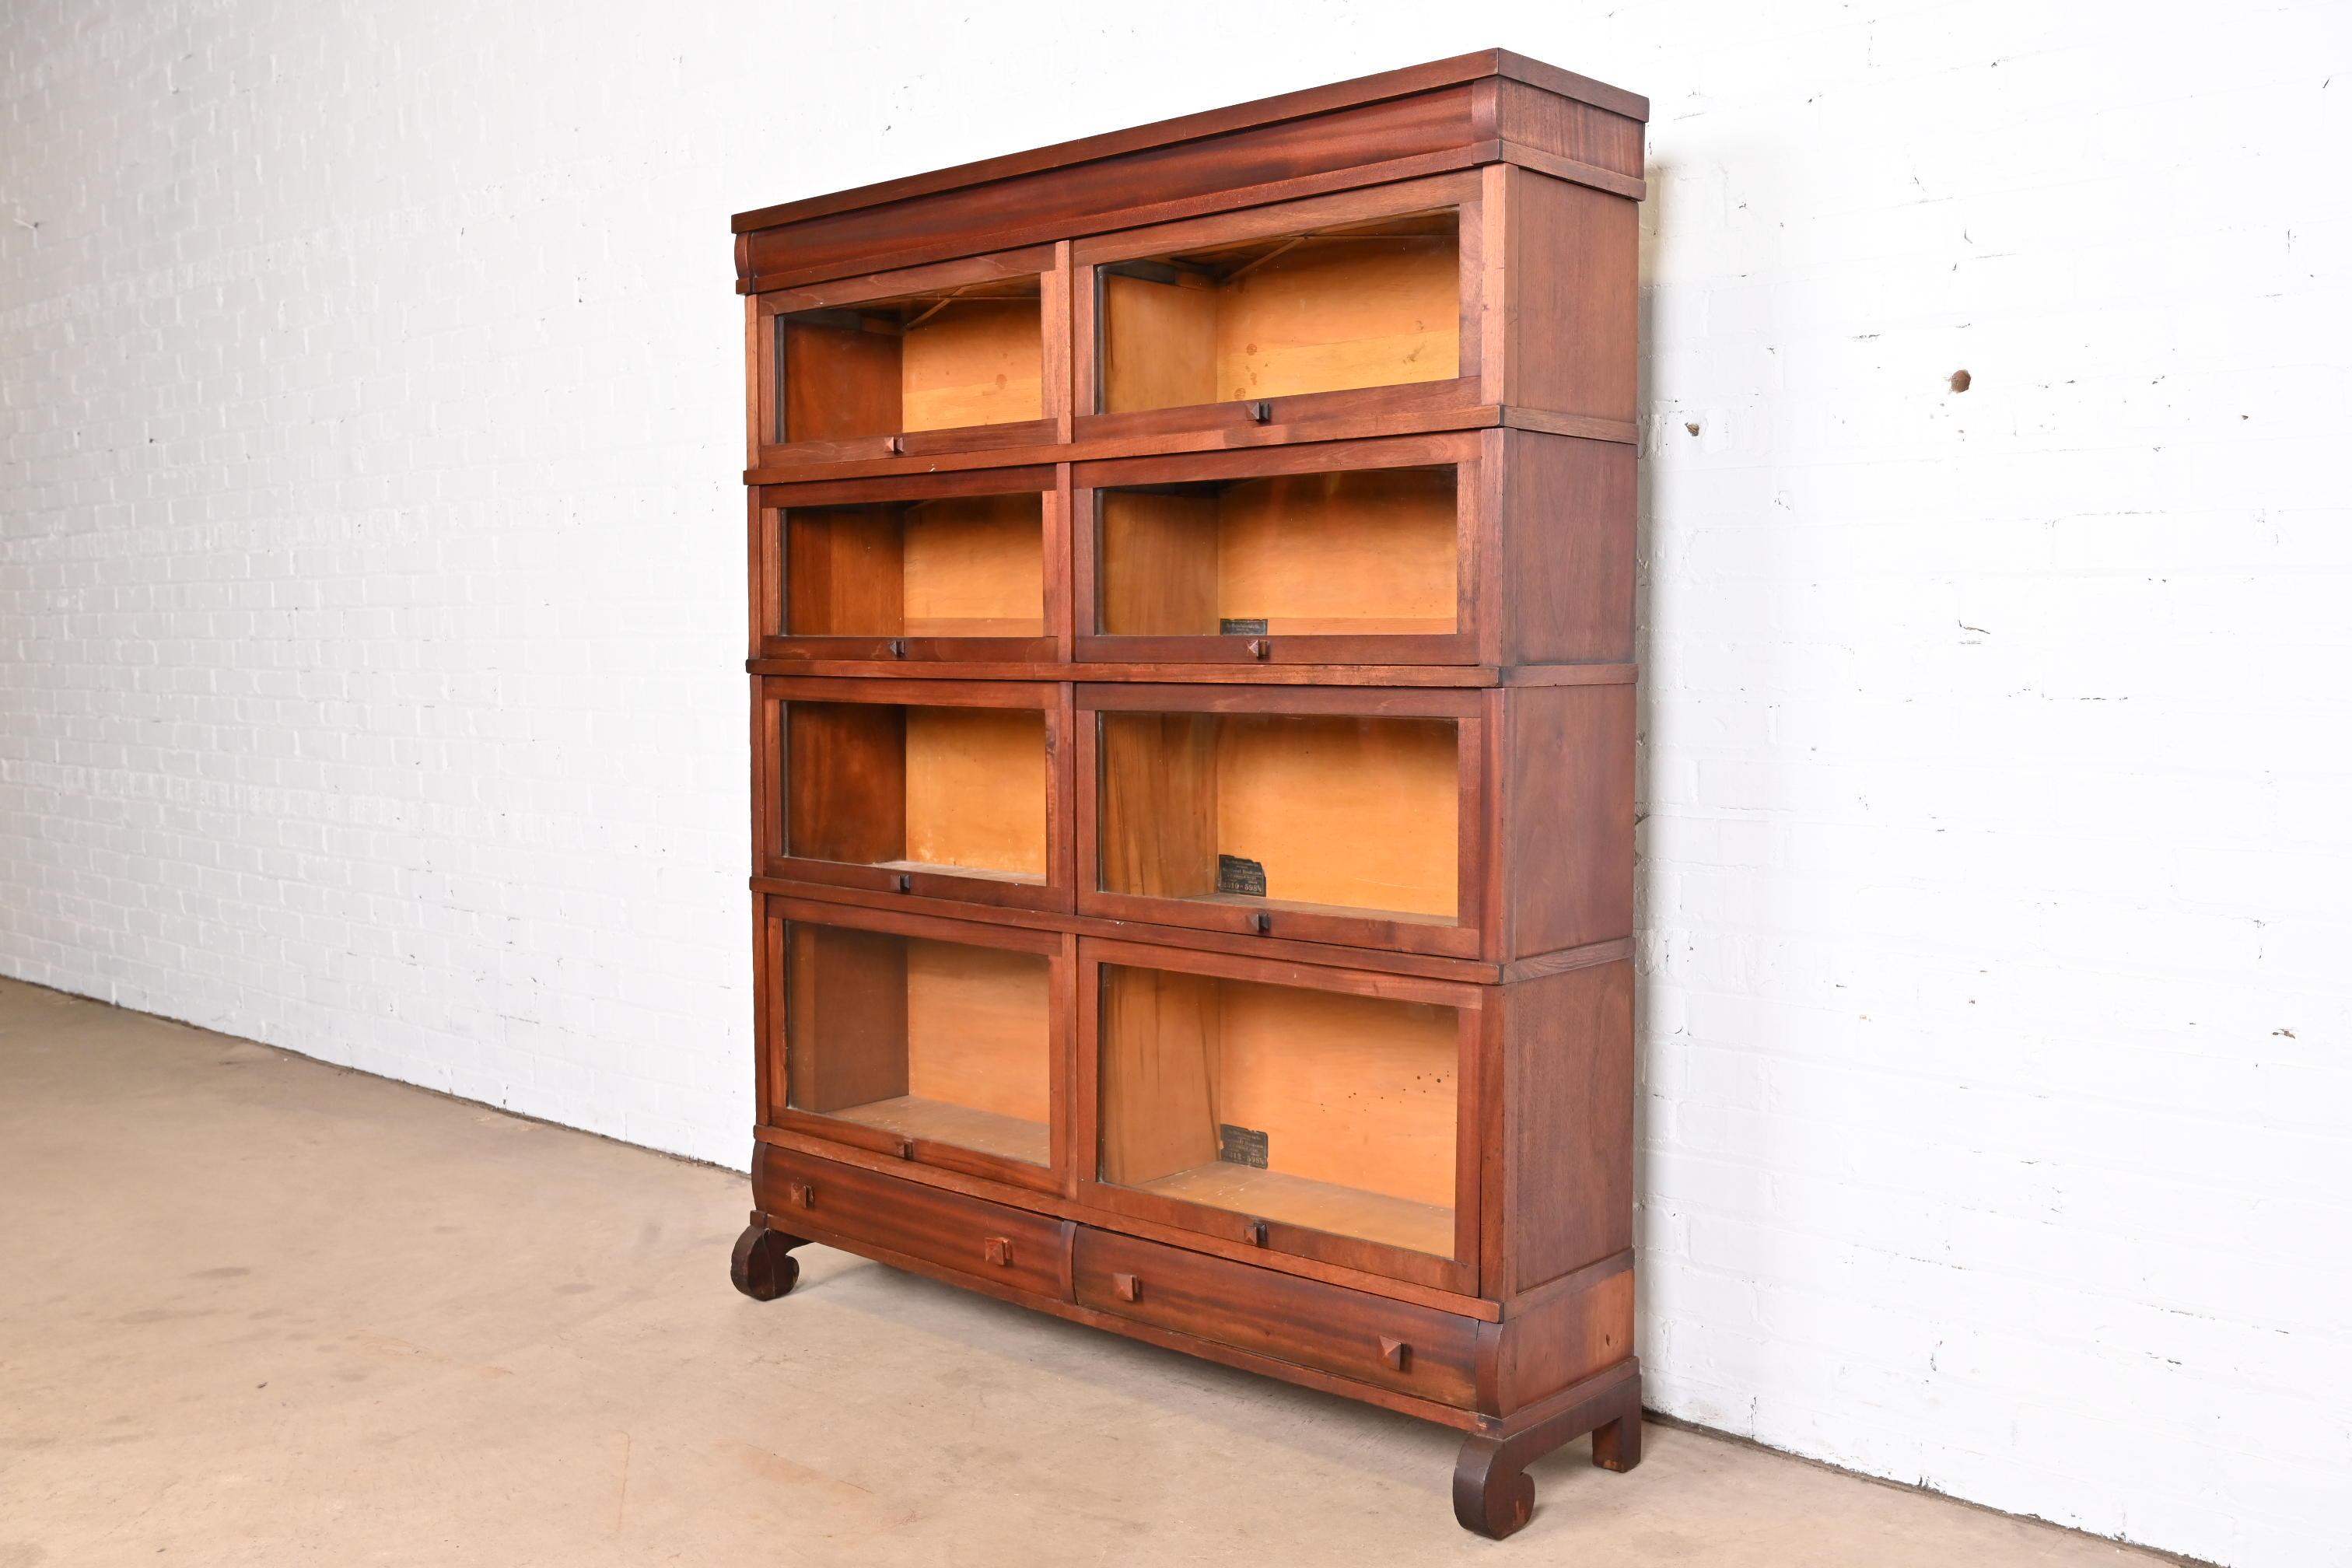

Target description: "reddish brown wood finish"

left=1074, top=1227, right=1481, bottom=1405
left=752, top=464, right=1067, bottom=665
left=730, top=1217, right=806, bottom=1300
left=734, top=54, right=1644, bottom=287
left=731, top=51, right=1644, bottom=1540
left=1071, top=935, right=1485, bottom=1295
left=1489, top=961, right=1636, bottom=1298
left=1075, top=681, right=1488, bottom=959
left=758, top=894, right=1074, bottom=1196
left=755, top=675, right=1073, bottom=914
left=755, top=1143, right=1074, bottom=1300
left=1454, top=1360, right=1644, bottom=1538
left=747, top=657, right=1639, bottom=688
left=1499, top=681, right=1637, bottom=958
left=741, top=401, right=1639, bottom=488
left=1072, top=432, right=1484, bottom=668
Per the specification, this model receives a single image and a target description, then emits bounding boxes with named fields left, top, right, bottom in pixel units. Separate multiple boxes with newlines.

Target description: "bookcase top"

left=730, top=49, right=1649, bottom=236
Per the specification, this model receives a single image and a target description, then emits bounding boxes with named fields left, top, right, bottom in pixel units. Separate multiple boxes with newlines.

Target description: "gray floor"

left=0, top=977, right=2171, bottom=1566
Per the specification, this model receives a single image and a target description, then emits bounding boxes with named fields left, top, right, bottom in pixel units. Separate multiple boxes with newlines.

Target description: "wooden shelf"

left=831, top=1095, right=1051, bottom=1167
left=868, top=859, right=1045, bottom=887
left=1136, top=1163, right=1454, bottom=1258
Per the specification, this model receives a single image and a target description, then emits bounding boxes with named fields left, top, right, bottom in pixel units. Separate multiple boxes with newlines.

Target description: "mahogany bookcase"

left=728, top=49, right=1647, bottom=1538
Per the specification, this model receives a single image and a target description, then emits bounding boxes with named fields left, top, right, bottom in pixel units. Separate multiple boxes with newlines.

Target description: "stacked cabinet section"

left=761, top=897, right=1068, bottom=1192
left=1076, top=175, right=1487, bottom=442
left=1081, top=942, right=1479, bottom=1293
left=1083, top=685, right=1481, bottom=956
left=755, top=468, right=1066, bottom=662
left=735, top=49, right=1646, bottom=1543
left=754, top=247, right=1068, bottom=466
left=755, top=677, right=1069, bottom=909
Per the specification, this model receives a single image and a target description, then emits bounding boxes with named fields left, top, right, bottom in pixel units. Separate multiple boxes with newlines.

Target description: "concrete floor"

left=0, top=978, right=2174, bottom=1567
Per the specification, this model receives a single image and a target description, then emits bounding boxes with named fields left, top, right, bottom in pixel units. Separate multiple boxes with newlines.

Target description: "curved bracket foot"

left=1454, top=1434, right=1535, bottom=1539
left=1451, top=1361, right=1645, bottom=1537
left=730, top=1219, right=807, bottom=1301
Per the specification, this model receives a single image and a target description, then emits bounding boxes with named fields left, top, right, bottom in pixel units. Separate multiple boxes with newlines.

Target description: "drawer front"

left=1073, top=1227, right=1478, bottom=1407
left=756, top=1145, right=1069, bottom=1300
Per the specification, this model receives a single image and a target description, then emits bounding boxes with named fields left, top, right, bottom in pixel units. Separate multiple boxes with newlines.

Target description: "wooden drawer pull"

left=1380, top=1335, right=1410, bottom=1372
left=983, top=1236, right=1013, bottom=1267
left=1112, top=1271, right=1142, bottom=1303
left=786, top=1180, right=815, bottom=1209
left=1244, top=400, right=1272, bottom=423
left=1240, top=1219, right=1266, bottom=1247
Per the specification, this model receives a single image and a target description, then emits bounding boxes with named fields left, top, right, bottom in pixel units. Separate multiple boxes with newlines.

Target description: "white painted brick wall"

left=2, top=4, right=2346, bottom=1564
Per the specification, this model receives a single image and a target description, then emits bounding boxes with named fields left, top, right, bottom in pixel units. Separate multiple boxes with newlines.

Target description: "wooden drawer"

left=1073, top=1227, right=1479, bottom=1407
left=754, top=1145, right=1070, bottom=1300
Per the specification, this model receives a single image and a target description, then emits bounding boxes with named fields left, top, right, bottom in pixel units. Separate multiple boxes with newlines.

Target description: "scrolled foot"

left=730, top=1221, right=804, bottom=1301
left=1454, top=1433, right=1536, bottom=1540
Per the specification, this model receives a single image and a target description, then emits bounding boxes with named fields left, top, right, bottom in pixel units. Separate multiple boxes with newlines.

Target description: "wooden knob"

left=1244, top=400, right=1271, bottom=423
left=1241, top=1219, right=1266, bottom=1247
left=888, top=638, right=906, bottom=658
left=1245, top=638, right=1270, bottom=660
left=894, top=873, right=912, bottom=893
left=1251, top=912, right=1271, bottom=935
left=1112, top=1271, right=1141, bottom=1303
left=983, top=1236, right=1012, bottom=1267
left=885, top=435, right=905, bottom=454
left=1380, top=1335, right=1410, bottom=1371
left=891, top=1136, right=912, bottom=1159
left=787, top=1180, right=814, bottom=1209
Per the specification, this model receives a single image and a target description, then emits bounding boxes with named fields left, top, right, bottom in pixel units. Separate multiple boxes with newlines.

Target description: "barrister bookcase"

left=729, top=50, right=1647, bottom=1538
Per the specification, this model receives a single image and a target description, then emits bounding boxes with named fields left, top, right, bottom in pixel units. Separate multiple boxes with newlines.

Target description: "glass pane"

left=1100, top=210, right=1460, bottom=413
left=781, top=492, right=1045, bottom=639
left=778, top=277, right=1044, bottom=443
left=786, top=702, right=1048, bottom=885
left=1097, top=710, right=1458, bottom=923
left=1097, top=466, right=1456, bottom=637
left=788, top=922, right=1050, bottom=1167
left=1097, top=962, right=1456, bottom=1255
